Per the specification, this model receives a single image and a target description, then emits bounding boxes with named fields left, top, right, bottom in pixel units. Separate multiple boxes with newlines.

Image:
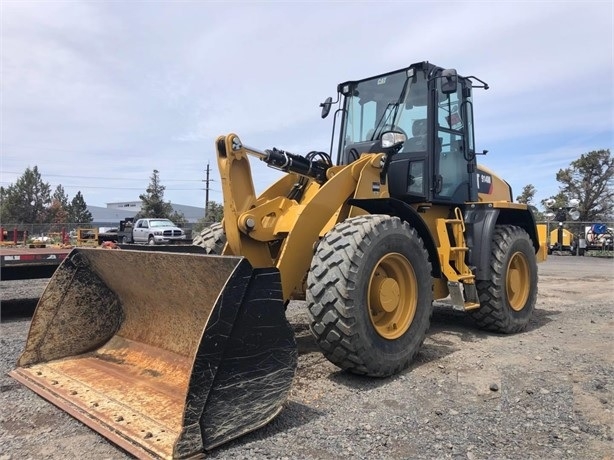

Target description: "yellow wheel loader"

left=10, top=61, right=546, bottom=459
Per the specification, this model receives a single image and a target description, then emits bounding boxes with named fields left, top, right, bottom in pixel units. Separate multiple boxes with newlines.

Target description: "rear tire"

left=192, top=222, right=226, bottom=254
left=306, top=215, right=433, bottom=377
left=470, top=225, right=537, bottom=333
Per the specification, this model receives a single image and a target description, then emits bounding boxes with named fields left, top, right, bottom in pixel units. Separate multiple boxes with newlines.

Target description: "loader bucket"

left=9, top=248, right=297, bottom=459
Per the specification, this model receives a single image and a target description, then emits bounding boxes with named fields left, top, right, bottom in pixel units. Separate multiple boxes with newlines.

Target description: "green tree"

left=48, top=200, right=69, bottom=225
left=206, top=201, right=224, bottom=223
left=0, top=186, right=9, bottom=223
left=516, top=183, right=545, bottom=220
left=48, top=185, right=71, bottom=224
left=516, top=184, right=536, bottom=205
left=169, top=210, right=187, bottom=225
left=136, top=169, right=174, bottom=218
left=52, top=185, right=70, bottom=209
left=192, top=201, right=224, bottom=234
left=553, top=149, right=613, bottom=221
left=69, top=191, right=92, bottom=224
left=0, top=166, right=51, bottom=223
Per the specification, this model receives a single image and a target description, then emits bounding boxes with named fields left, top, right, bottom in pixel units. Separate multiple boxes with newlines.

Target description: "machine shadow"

left=209, top=401, right=324, bottom=454
left=292, top=304, right=560, bottom=392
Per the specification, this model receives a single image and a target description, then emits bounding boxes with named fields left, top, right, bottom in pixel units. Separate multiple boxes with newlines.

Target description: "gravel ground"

left=0, top=256, right=612, bottom=459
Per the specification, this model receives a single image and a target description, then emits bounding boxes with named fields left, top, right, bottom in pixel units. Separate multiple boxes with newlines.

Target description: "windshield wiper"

left=369, top=76, right=411, bottom=141
left=370, top=103, right=397, bottom=141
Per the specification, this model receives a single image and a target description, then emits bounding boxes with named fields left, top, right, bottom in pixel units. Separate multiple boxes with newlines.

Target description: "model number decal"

left=477, top=172, right=493, bottom=194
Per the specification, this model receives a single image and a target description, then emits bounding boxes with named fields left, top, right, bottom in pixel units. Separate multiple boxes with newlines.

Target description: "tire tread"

left=470, top=225, right=537, bottom=333
left=192, top=222, right=226, bottom=254
left=307, top=215, right=432, bottom=377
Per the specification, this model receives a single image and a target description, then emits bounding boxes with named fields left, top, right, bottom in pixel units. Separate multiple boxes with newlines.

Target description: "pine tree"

left=137, top=169, right=174, bottom=218
left=52, top=185, right=70, bottom=209
left=516, top=184, right=536, bottom=205
left=48, top=185, right=71, bottom=224
left=0, top=166, right=51, bottom=223
left=555, top=149, right=613, bottom=221
left=0, top=186, right=9, bottom=223
left=545, top=149, right=613, bottom=221
left=69, top=191, right=93, bottom=224
left=515, top=184, right=543, bottom=220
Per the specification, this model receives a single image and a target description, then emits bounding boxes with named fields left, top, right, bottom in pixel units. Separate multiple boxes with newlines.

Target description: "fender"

left=464, top=204, right=541, bottom=280
left=348, top=197, right=442, bottom=278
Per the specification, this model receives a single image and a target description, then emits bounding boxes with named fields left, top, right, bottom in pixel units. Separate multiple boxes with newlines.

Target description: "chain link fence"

left=538, top=220, right=614, bottom=255
left=2, top=220, right=612, bottom=252
left=1, top=222, right=198, bottom=245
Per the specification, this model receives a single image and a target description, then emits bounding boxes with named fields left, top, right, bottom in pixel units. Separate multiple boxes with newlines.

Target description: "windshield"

left=150, top=219, right=175, bottom=227
left=342, top=69, right=428, bottom=148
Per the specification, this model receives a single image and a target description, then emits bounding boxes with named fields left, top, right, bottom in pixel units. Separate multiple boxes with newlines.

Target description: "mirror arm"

left=379, top=144, right=403, bottom=184
left=466, top=75, right=490, bottom=90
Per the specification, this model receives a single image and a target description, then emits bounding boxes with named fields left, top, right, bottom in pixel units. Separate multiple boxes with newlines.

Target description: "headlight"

left=154, top=231, right=162, bottom=236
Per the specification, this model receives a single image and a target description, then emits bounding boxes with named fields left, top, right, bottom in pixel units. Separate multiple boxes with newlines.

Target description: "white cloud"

left=1, top=1, right=612, bottom=210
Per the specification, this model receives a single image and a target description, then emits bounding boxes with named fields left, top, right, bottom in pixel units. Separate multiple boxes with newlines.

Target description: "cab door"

left=433, top=78, right=474, bottom=204
left=133, top=219, right=148, bottom=243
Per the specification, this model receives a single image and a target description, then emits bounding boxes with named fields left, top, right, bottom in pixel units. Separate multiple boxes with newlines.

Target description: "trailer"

left=0, top=247, right=71, bottom=280
left=580, top=224, right=613, bottom=255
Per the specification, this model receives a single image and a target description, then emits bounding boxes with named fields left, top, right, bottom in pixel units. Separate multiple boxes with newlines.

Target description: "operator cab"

left=329, top=61, right=484, bottom=205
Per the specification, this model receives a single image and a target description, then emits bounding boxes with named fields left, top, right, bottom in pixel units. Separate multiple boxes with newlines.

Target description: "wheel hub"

left=368, top=253, right=417, bottom=340
left=507, top=251, right=530, bottom=311
left=371, top=277, right=400, bottom=313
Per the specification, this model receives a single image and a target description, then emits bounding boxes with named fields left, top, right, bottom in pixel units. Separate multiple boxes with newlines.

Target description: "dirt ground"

left=1, top=254, right=613, bottom=459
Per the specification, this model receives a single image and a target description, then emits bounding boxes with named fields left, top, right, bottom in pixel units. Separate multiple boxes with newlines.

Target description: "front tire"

left=148, top=236, right=155, bottom=245
left=306, top=215, right=433, bottom=377
left=470, top=225, right=537, bottom=333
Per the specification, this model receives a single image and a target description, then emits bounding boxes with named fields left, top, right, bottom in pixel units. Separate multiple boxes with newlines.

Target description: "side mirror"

left=441, top=68, right=458, bottom=94
left=320, top=97, right=333, bottom=119
left=381, top=131, right=407, bottom=149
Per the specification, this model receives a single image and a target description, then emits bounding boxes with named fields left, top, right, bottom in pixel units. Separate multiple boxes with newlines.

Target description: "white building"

left=87, top=202, right=206, bottom=225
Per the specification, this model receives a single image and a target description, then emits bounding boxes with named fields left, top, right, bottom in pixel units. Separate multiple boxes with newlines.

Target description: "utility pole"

left=204, top=163, right=211, bottom=220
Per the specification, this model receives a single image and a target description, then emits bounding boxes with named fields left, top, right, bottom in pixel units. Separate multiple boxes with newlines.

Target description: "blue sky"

left=1, top=1, right=612, bottom=210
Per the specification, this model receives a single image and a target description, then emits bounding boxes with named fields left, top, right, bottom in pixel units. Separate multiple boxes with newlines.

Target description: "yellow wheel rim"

left=367, top=253, right=417, bottom=339
left=506, top=251, right=530, bottom=311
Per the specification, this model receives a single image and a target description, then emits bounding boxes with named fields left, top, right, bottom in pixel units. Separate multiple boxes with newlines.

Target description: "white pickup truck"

left=128, top=218, right=187, bottom=245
